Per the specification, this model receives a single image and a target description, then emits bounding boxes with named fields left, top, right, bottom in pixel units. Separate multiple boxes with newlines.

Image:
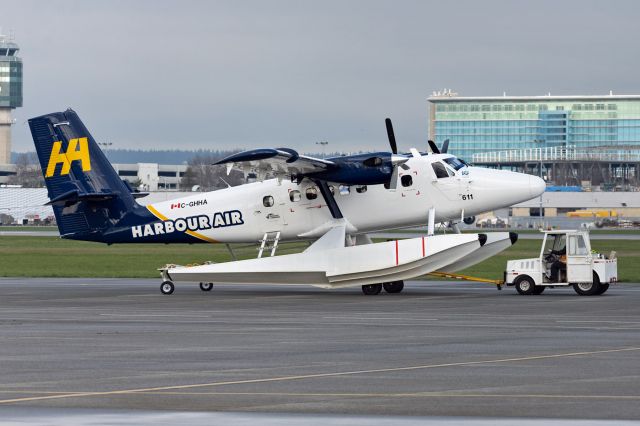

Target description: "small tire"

left=515, top=276, right=536, bottom=295
left=573, top=272, right=602, bottom=296
left=383, top=281, right=404, bottom=294
left=160, top=281, right=175, bottom=295
left=199, top=282, right=213, bottom=292
left=533, top=286, right=546, bottom=295
left=362, top=284, right=382, bottom=295
left=595, top=283, right=610, bottom=295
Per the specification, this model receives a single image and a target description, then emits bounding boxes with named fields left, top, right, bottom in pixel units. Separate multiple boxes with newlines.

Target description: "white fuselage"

left=143, top=154, right=545, bottom=243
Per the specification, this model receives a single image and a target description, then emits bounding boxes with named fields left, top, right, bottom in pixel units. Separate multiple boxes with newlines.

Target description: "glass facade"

left=0, top=40, right=23, bottom=108
left=428, top=96, right=640, bottom=160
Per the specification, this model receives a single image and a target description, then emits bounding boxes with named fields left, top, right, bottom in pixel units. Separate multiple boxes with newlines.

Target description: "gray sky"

left=3, top=0, right=640, bottom=153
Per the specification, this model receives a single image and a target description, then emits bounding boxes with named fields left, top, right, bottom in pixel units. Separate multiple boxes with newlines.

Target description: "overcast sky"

left=3, top=0, right=640, bottom=153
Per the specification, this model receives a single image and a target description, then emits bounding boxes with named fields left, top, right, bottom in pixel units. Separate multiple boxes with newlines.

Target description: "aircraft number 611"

left=461, top=193, right=474, bottom=201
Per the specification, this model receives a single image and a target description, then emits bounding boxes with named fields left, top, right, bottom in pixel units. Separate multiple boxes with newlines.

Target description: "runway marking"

left=1, top=346, right=639, bottom=405
left=138, top=391, right=640, bottom=400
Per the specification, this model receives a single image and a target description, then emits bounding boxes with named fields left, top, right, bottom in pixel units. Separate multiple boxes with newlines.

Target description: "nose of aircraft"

left=464, top=167, right=548, bottom=212
left=528, top=175, right=546, bottom=198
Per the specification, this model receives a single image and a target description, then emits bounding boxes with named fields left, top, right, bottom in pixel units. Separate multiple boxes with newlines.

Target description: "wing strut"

left=314, top=180, right=343, bottom=219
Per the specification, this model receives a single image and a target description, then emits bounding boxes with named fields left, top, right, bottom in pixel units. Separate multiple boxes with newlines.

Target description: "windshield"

left=443, top=157, right=467, bottom=171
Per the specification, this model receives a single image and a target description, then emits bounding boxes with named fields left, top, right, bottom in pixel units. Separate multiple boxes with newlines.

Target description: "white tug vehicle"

left=505, top=230, right=618, bottom=296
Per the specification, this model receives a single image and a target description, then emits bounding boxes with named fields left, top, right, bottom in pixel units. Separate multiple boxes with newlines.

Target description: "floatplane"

left=29, top=109, right=544, bottom=295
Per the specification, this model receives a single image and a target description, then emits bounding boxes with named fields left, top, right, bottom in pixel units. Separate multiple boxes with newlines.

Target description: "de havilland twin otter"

left=29, top=109, right=545, bottom=295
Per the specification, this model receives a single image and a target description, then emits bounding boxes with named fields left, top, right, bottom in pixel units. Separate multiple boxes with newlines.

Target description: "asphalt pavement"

left=1, top=278, right=639, bottom=421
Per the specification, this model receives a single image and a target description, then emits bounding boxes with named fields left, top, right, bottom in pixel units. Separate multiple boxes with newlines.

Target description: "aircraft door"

left=566, top=234, right=592, bottom=283
left=254, top=193, right=286, bottom=233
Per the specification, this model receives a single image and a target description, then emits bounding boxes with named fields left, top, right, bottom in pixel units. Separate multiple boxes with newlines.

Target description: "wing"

left=213, top=148, right=336, bottom=182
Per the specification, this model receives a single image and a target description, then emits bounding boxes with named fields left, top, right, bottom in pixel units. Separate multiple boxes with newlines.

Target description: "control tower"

left=0, top=31, right=23, bottom=165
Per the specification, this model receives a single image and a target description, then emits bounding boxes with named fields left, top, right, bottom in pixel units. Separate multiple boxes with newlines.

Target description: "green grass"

left=0, top=226, right=58, bottom=232
left=0, top=236, right=307, bottom=278
left=0, top=236, right=638, bottom=282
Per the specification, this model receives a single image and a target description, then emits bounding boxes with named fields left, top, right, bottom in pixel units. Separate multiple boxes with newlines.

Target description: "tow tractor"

left=431, top=230, right=618, bottom=296
left=505, top=230, right=618, bottom=295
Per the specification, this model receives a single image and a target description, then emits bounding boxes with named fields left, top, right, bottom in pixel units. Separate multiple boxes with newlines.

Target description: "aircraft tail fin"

left=29, top=109, right=139, bottom=239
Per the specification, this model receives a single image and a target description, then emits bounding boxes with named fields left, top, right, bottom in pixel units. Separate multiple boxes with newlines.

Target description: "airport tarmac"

left=1, top=278, right=640, bottom=421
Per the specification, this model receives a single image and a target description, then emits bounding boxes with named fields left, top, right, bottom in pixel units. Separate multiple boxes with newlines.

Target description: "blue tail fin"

left=29, top=109, right=140, bottom=240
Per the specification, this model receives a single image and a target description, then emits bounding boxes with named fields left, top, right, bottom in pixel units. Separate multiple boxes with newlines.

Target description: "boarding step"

left=258, top=231, right=281, bottom=258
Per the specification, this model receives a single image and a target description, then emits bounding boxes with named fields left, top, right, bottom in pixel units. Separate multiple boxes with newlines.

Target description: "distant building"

left=428, top=91, right=640, bottom=188
left=0, top=162, right=187, bottom=190
left=111, top=163, right=187, bottom=191
left=0, top=31, right=23, bottom=165
left=428, top=91, right=640, bottom=159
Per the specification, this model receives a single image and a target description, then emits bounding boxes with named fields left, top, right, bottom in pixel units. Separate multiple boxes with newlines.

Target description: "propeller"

left=384, top=118, right=409, bottom=190
left=427, top=139, right=450, bottom=154
left=385, top=118, right=398, bottom=154
left=441, top=139, right=450, bottom=154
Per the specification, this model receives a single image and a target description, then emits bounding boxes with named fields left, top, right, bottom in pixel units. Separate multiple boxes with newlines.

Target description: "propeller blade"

left=387, top=154, right=408, bottom=191
left=428, top=140, right=440, bottom=154
left=385, top=118, right=398, bottom=154
left=389, top=164, right=399, bottom=191
left=441, top=139, right=450, bottom=154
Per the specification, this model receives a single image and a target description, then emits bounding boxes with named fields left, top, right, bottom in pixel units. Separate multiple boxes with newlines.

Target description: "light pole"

left=533, top=139, right=544, bottom=225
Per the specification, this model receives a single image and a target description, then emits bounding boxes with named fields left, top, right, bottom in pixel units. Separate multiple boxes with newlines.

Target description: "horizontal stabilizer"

left=46, top=189, right=116, bottom=206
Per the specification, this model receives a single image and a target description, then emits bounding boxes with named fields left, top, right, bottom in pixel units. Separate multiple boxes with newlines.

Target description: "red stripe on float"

left=422, top=237, right=425, bottom=257
left=395, top=240, right=399, bottom=265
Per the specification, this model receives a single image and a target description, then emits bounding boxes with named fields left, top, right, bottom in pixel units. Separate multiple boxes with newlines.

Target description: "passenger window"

left=355, top=185, right=367, bottom=193
left=289, top=190, right=301, bottom=202
left=263, top=195, right=274, bottom=207
left=305, top=187, right=318, bottom=200
left=401, top=175, right=413, bottom=187
left=339, top=185, right=350, bottom=195
left=432, top=162, right=449, bottom=179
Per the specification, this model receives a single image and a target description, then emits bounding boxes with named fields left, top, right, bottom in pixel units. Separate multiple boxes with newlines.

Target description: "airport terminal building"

left=428, top=91, right=640, bottom=189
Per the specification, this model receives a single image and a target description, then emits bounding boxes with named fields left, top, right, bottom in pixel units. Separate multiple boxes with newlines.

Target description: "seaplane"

left=29, top=109, right=545, bottom=295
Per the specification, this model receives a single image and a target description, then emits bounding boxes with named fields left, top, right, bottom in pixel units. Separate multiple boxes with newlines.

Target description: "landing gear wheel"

left=160, top=281, right=175, bottom=295
left=515, top=276, right=536, bottom=295
left=362, top=284, right=382, bottom=295
left=199, top=282, right=213, bottom=292
left=533, top=286, right=546, bottom=295
left=573, top=272, right=602, bottom=296
left=383, top=281, right=404, bottom=293
left=595, top=283, right=610, bottom=295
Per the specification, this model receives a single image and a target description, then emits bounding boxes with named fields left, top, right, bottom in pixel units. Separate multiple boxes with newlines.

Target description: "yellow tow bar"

left=428, top=271, right=504, bottom=290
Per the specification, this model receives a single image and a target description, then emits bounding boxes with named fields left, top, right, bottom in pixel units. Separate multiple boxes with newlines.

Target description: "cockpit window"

left=431, top=162, right=450, bottom=179
left=444, top=157, right=467, bottom=171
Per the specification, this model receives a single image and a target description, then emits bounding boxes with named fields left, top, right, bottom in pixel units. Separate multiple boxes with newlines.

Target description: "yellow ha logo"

left=45, top=137, right=91, bottom=178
